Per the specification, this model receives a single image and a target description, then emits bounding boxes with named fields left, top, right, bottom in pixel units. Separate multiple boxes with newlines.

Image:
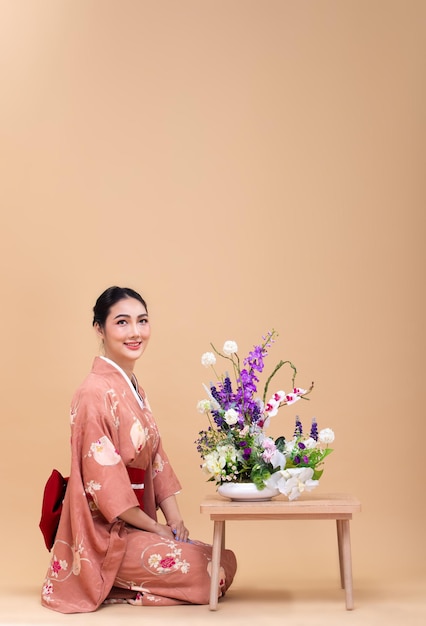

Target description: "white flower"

left=85, top=480, right=101, bottom=497
left=223, top=340, right=238, bottom=355
left=264, top=391, right=285, bottom=416
left=202, top=452, right=223, bottom=476
left=303, top=437, right=317, bottom=450
left=217, top=444, right=239, bottom=465
left=224, top=408, right=239, bottom=425
left=201, top=352, right=216, bottom=367
left=318, top=428, right=335, bottom=444
left=264, top=398, right=280, bottom=417
left=283, top=387, right=308, bottom=406
left=293, top=387, right=307, bottom=395
left=284, top=393, right=302, bottom=405
left=270, top=449, right=286, bottom=470
left=197, top=399, right=211, bottom=414
left=202, top=444, right=240, bottom=479
left=272, top=390, right=286, bottom=403
left=267, top=467, right=318, bottom=501
left=284, top=438, right=297, bottom=454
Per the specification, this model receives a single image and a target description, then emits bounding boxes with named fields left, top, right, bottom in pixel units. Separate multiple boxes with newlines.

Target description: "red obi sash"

left=39, top=466, right=146, bottom=551
left=126, top=467, right=146, bottom=510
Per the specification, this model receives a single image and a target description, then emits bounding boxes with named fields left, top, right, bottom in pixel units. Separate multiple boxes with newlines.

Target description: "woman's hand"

left=159, top=495, right=190, bottom=542
left=118, top=507, right=174, bottom=539
left=153, top=521, right=176, bottom=541
left=168, top=519, right=189, bottom=543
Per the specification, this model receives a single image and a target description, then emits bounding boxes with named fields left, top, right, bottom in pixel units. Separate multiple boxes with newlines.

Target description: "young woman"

left=41, top=286, right=237, bottom=613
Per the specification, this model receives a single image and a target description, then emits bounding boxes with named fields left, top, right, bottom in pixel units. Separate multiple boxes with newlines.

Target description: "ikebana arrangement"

left=195, top=330, right=334, bottom=500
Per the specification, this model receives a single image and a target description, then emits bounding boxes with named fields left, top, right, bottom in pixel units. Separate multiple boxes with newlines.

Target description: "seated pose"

left=41, top=286, right=237, bottom=613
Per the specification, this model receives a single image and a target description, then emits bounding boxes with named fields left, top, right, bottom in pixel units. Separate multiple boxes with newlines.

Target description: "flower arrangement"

left=195, top=330, right=334, bottom=501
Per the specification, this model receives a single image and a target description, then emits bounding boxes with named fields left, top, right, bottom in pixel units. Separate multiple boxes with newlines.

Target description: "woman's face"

left=95, top=297, right=150, bottom=375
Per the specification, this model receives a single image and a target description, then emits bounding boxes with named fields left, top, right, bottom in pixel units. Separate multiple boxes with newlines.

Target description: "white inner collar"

left=100, top=356, right=144, bottom=409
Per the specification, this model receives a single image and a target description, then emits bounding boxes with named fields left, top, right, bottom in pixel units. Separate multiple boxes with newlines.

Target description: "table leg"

left=336, top=520, right=344, bottom=589
left=209, top=520, right=225, bottom=610
left=340, top=519, right=354, bottom=610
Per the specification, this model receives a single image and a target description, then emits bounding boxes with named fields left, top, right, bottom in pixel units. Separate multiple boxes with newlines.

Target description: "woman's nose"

left=129, top=322, right=141, bottom=338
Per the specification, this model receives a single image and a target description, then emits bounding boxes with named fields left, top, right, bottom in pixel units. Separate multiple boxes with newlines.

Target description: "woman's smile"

left=125, top=341, right=142, bottom=350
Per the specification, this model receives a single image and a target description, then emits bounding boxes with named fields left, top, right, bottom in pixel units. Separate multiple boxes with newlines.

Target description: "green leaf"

left=275, top=436, right=286, bottom=452
left=250, top=463, right=272, bottom=489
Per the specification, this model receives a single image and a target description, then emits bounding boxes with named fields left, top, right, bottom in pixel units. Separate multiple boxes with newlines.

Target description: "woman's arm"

left=159, top=494, right=189, bottom=542
left=118, top=506, right=175, bottom=540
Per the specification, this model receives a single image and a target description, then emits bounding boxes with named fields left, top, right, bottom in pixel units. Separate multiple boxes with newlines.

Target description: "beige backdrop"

left=0, top=0, right=425, bottom=598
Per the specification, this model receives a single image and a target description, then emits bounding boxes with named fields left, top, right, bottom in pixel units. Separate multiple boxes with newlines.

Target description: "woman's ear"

left=94, top=322, right=104, bottom=339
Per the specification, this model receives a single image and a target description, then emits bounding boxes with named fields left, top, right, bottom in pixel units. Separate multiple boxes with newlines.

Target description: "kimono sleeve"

left=77, top=394, right=139, bottom=523
left=150, top=437, right=182, bottom=507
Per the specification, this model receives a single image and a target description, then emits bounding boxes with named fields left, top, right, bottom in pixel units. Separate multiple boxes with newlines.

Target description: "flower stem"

left=262, top=360, right=297, bottom=403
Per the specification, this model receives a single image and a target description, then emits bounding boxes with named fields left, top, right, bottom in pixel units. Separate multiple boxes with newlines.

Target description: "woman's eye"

left=117, top=319, right=127, bottom=325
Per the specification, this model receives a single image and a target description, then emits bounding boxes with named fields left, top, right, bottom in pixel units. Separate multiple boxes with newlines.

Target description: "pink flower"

left=284, top=393, right=301, bottom=405
left=43, top=582, right=53, bottom=596
left=264, top=399, right=279, bottom=416
left=261, top=437, right=277, bottom=462
left=160, top=556, right=176, bottom=569
left=262, top=437, right=276, bottom=450
left=51, top=560, right=61, bottom=574
left=265, top=390, right=286, bottom=416
left=262, top=449, right=275, bottom=462
left=273, top=390, right=286, bottom=402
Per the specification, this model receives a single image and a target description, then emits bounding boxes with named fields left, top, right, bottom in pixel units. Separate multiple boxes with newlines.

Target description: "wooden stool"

left=200, top=492, right=361, bottom=610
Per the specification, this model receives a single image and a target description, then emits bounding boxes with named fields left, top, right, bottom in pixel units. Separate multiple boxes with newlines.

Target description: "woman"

left=41, top=286, right=237, bottom=613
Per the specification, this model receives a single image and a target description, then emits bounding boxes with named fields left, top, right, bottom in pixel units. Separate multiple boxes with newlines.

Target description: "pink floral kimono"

left=41, top=357, right=236, bottom=613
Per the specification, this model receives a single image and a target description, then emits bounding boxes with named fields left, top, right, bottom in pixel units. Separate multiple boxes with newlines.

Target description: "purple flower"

left=223, top=376, right=233, bottom=396
left=294, top=416, right=303, bottom=437
left=298, top=442, right=306, bottom=450
left=251, top=403, right=262, bottom=423
left=242, top=447, right=252, bottom=460
left=213, top=412, right=224, bottom=428
left=244, top=345, right=265, bottom=373
left=239, top=369, right=258, bottom=392
left=302, top=455, right=309, bottom=464
left=210, top=385, right=221, bottom=405
left=310, top=417, right=318, bottom=441
left=293, top=455, right=301, bottom=465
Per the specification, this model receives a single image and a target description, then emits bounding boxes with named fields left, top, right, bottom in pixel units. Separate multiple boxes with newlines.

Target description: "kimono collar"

left=99, top=356, right=145, bottom=409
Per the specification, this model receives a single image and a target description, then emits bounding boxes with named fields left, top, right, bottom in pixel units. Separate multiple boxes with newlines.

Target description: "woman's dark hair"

left=92, top=286, right=148, bottom=327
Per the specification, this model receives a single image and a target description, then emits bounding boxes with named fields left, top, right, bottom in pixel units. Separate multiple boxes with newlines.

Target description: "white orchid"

left=264, top=390, right=285, bottom=413
left=264, top=397, right=280, bottom=417
left=283, top=387, right=308, bottom=406
left=266, top=467, right=318, bottom=501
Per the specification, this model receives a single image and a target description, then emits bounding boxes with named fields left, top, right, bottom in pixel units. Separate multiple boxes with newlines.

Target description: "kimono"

left=41, top=356, right=237, bottom=613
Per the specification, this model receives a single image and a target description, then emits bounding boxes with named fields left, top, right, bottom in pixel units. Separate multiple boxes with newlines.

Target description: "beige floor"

left=1, top=577, right=425, bottom=626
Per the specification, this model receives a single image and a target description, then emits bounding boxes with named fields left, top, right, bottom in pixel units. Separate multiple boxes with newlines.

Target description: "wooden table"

left=200, top=493, right=361, bottom=611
